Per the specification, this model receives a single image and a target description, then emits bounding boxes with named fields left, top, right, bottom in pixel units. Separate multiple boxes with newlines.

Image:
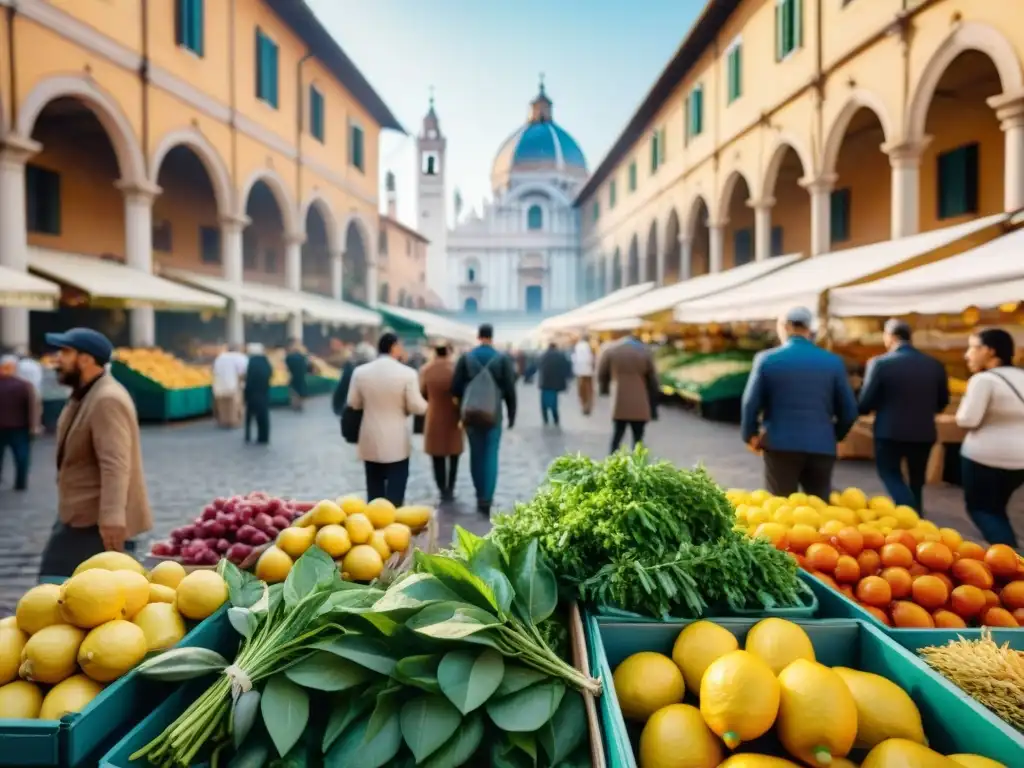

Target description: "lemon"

left=876, top=515, right=898, bottom=530
left=949, top=756, right=1007, bottom=768
left=718, top=757, right=802, bottom=768
left=776, top=659, right=857, bottom=766
left=19, top=624, right=85, bottom=683
left=149, top=583, right=177, bottom=604
left=791, top=506, right=821, bottom=528
left=840, top=488, right=868, bottom=511
left=395, top=505, right=432, bottom=531
left=671, top=620, right=739, bottom=695
left=16, top=584, right=63, bottom=635
left=111, top=570, right=150, bottom=619
left=78, top=620, right=147, bottom=682
left=806, top=495, right=827, bottom=510
left=337, top=495, right=366, bottom=516
left=725, top=489, right=748, bottom=504
left=826, top=506, right=857, bottom=525
left=0, top=679, right=44, bottom=718
left=820, top=520, right=845, bottom=536
left=639, top=703, right=722, bottom=768
left=748, top=490, right=770, bottom=504
left=344, top=513, right=374, bottom=544
left=762, top=497, right=786, bottom=514
left=868, top=496, right=895, bottom=512
left=133, top=603, right=187, bottom=652
left=277, top=526, right=316, bottom=559
left=700, top=650, right=779, bottom=749
left=39, top=674, right=104, bottom=720
left=746, top=508, right=770, bottom=527
left=861, top=739, right=954, bottom=768
left=744, top=618, right=815, bottom=676
left=342, top=545, right=384, bottom=582
left=0, top=625, right=28, bottom=684
left=315, top=524, right=352, bottom=558
left=382, top=523, right=412, bottom=553
left=788, top=492, right=808, bottom=506
left=833, top=667, right=926, bottom=749
left=612, top=652, right=684, bottom=722
left=365, top=498, right=396, bottom=529
left=149, top=561, right=187, bottom=589
left=311, top=499, right=345, bottom=526
left=893, top=505, right=920, bottom=529
left=174, top=571, right=228, bottom=620
left=58, top=570, right=127, bottom=628
left=857, top=508, right=878, bottom=523
left=72, top=551, right=145, bottom=577
left=291, top=510, right=315, bottom=528
left=772, top=506, right=794, bottom=526
left=916, top=519, right=939, bottom=533
left=368, top=530, right=392, bottom=561
left=255, top=546, right=293, bottom=583
left=0, top=616, right=16, bottom=629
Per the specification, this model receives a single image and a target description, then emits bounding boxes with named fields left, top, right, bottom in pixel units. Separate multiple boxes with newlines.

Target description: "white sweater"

left=956, top=367, right=1024, bottom=470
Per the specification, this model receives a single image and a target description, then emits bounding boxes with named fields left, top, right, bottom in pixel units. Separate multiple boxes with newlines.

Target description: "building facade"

left=576, top=0, right=1024, bottom=301
left=0, top=0, right=402, bottom=350
left=379, top=172, right=429, bottom=308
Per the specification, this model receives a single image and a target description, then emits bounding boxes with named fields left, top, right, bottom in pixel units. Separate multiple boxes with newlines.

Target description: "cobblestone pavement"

left=1, top=384, right=1015, bottom=615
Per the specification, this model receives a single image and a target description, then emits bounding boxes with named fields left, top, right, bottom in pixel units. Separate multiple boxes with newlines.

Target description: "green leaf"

left=414, top=551, right=501, bottom=613
left=508, top=731, right=537, bottom=762
left=399, top=694, right=462, bottom=764
left=510, top=539, right=558, bottom=625
left=323, top=713, right=402, bottom=768
left=406, top=601, right=500, bottom=640
left=230, top=688, right=261, bottom=750
left=283, top=651, right=371, bottom=692
left=365, top=684, right=402, bottom=742
left=227, top=607, right=255, bottom=639
left=421, top=709, right=485, bottom=768
left=373, top=572, right=464, bottom=617
left=486, top=680, right=565, bottom=732
left=317, top=584, right=386, bottom=617
left=537, top=690, right=586, bottom=764
left=313, top=634, right=397, bottom=676
left=284, top=545, right=338, bottom=609
left=495, top=665, right=548, bottom=698
left=135, top=646, right=230, bottom=681
left=469, top=540, right=515, bottom=615
left=437, top=648, right=505, bottom=714
left=227, top=734, right=271, bottom=768
left=392, top=654, right=442, bottom=693
left=491, top=738, right=533, bottom=768
left=261, top=673, right=310, bottom=757
left=221, top=559, right=266, bottom=609
left=454, top=525, right=486, bottom=560
left=322, top=687, right=378, bottom=752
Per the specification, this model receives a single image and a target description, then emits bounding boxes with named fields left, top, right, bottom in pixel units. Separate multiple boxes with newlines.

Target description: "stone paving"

left=1, top=383, right=1016, bottom=615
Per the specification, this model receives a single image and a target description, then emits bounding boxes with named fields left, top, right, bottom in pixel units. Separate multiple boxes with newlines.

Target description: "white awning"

left=581, top=254, right=803, bottom=328
left=161, top=269, right=293, bottom=321
left=539, top=281, right=657, bottom=331
left=673, top=214, right=1008, bottom=325
left=0, top=265, right=60, bottom=309
left=29, top=248, right=226, bottom=311
left=830, top=226, right=1024, bottom=317
left=589, top=317, right=644, bottom=332
left=379, top=303, right=477, bottom=344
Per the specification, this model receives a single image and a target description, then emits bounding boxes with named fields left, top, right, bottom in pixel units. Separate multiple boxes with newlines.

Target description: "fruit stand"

left=111, top=350, right=214, bottom=423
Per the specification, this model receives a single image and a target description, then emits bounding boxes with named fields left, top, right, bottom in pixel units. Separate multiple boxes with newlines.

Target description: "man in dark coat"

left=284, top=339, right=311, bottom=411
left=537, top=342, right=572, bottom=426
left=598, top=336, right=660, bottom=452
left=244, top=343, right=273, bottom=445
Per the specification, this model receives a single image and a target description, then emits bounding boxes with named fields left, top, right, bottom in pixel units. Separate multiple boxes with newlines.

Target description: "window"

left=775, top=0, right=802, bottom=61
left=650, top=128, right=666, bottom=173
left=200, top=226, right=221, bottom=264
left=686, top=85, right=704, bottom=139
left=830, top=188, right=851, bottom=244
left=628, top=161, right=637, bottom=192
left=937, top=142, right=979, bottom=220
left=734, top=229, right=753, bottom=265
left=609, top=180, right=617, bottom=209
left=176, top=0, right=204, bottom=56
left=422, top=151, right=439, bottom=175
left=25, top=164, right=60, bottom=235
left=151, top=220, right=173, bottom=252
left=379, top=283, right=390, bottom=304
left=467, top=267, right=476, bottom=283
left=592, top=200, right=600, bottom=222
left=350, top=123, right=365, bottom=172
left=309, top=86, right=325, bottom=143
left=771, top=226, right=784, bottom=257
left=527, top=205, right=543, bottom=230
left=726, top=41, right=742, bottom=103
left=255, top=29, right=279, bottom=108
left=378, top=229, right=388, bottom=254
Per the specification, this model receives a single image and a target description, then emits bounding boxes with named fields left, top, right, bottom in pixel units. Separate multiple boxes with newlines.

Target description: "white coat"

left=347, top=355, right=428, bottom=464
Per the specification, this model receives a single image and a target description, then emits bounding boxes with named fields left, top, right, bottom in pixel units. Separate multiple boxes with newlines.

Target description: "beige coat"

left=56, top=373, right=152, bottom=538
left=419, top=358, right=463, bottom=457
left=348, top=356, right=428, bottom=463
left=597, top=339, right=659, bottom=422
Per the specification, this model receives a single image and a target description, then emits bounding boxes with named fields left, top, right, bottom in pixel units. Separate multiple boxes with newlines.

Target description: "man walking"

left=598, top=335, right=660, bottom=452
left=572, top=334, right=596, bottom=415
left=858, top=318, right=949, bottom=513
left=285, top=339, right=312, bottom=412
left=0, top=354, right=39, bottom=491
left=741, top=307, right=859, bottom=499
left=14, top=345, right=43, bottom=396
left=39, top=328, right=151, bottom=576
left=243, top=343, right=273, bottom=445
left=537, top=342, right=571, bottom=426
left=452, top=324, right=517, bottom=516
left=212, top=343, right=247, bottom=428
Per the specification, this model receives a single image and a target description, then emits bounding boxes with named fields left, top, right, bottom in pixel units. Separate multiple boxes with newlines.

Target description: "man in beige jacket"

left=347, top=332, right=427, bottom=506
left=38, top=328, right=152, bottom=577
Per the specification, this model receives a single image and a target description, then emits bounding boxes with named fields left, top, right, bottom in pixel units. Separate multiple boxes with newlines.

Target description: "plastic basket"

left=585, top=614, right=1023, bottom=768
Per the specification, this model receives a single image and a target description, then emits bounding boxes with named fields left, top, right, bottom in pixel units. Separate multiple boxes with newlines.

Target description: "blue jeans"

left=874, top=439, right=932, bottom=514
left=540, top=389, right=560, bottom=424
left=0, top=428, right=31, bottom=490
left=466, top=425, right=501, bottom=505
left=961, top=456, right=1022, bottom=547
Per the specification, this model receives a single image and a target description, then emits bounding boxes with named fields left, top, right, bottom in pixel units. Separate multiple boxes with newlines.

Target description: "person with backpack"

left=451, top=324, right=517, bottom=517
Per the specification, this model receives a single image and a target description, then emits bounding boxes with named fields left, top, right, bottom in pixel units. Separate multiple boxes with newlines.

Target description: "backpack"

left=461, top=353, right=503, bottom=428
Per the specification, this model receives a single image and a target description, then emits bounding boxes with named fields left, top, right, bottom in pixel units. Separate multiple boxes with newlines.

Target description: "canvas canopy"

left=378, top=303, right=477, bottom=344
left=539, top=281, right=656, bottom=331
left=0, top=265, right=60, bottom=309
left=162, top=269, right=292, bottom=320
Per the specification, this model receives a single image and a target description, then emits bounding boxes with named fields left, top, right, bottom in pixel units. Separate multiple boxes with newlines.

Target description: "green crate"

left=585, top=614, right=1023, bottom=768
left=112, top=362, right=213, bottom=422
left=269, top=385, right=290, bottom=407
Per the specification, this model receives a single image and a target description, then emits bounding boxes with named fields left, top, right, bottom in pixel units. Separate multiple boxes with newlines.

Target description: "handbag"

left=341, top=406, right=363, bottom=444
left=412, top=414, right=425, bottom=435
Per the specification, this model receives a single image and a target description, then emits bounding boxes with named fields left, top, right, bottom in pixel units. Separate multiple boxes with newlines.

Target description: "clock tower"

left=416, top=91, right=448, bottom=305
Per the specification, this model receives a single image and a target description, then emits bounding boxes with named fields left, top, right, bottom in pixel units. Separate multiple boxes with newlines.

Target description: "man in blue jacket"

left=741, top=307, right=859, bottom=499
left=858, top=318, right=949, bottom=514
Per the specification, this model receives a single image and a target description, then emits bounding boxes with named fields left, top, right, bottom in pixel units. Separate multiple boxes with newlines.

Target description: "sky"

left=307, top=0, right=706, bottom=227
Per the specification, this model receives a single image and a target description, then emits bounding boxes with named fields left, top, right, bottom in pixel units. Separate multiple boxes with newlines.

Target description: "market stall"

left=0, top=265, right=60, bottom=310
left=377, top=302, right=478, bottom=345
left=158, top=268, right=294, bottom=323
left=540, top=281, right=657, bottom=332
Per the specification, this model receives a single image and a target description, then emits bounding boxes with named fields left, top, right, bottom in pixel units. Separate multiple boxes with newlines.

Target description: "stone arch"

left=17, top=74, right=146, bottom=185
left=341, top=215, right=372, bottom=303
left=626, top=234, right=640, bottom=285
left=150, top=128, right=232, bottom=215
left=645, top=220, right=658, bottom=284
left=663, top=208, right=681, bottom=283
left=762, top=134, right=814, bottom=198
left=300, top=193, right=340, bottom=254
left=823, top=90, right=896, bottom=176
left=907, top=22, right=1023, bottom=143
left=718, top=169, right=755, bottom=220
left=239, top=168, right=299, bottom=235
left=683, top=193, right=712, bottom=239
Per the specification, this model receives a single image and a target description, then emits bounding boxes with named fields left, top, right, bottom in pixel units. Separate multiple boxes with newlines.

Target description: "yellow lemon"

left=806, top=495, right=827, bottom=511
left=382, top=523, right=412, bottom=553
left=72, top=551, right=145, bottom=577
left=15, top=584, right=63, bottom=635
left=365, top=498, right=396, bottom=529
left=857, top=508, right=878, bottom=523
left=820, top=520, right=845, bottom=536
left=868, top=496, right=895, bottom=512
left=772, top=505, right=794, bottom=526
left=311, top=499, right=345, bottom=527
left=58, top=570, right=127, bottom=628
left=752, top=523, right=787, bottom=549
left=861, top=739, right=956, bottom=768
left=111, top=570, right=151, bottom=619
left=833, top=666, right=926, bottom=749
left=916, top=519, right=939, bottom=533
left=0, top=680, right=43, bottom=718
left=748, top=490, right=771, bottom=504
left=149, top=561, right=187, bottom=589
left=788, top=492, right=808, bottom=506
left=78, top=620, right=147, bottom=682
left=133, top=603, right=187, bottom=652
left=315, top=524, right=352, bottom=558
left=344, top=513, right=374, bottom=544
left=277, top=526, right=316, bottom=559
left=19, top=624, right=85, bottom=683
left=791, top=506, right=821, bottom=528
left=776, top=660, right=857, bottom=767
left=948, top=756, right=1008, bottom=768
left=255, top=546, right=293, bottom=584
left=174, top=571, right=228, bottom=621
left=735, top=505, right=750, bottom=523
left=744, top=618, right=815, bottom=676
left=700, top=650, right=780, bottom=749
left=893, top=505, right=920, bottom=529
left=718, top=756, right=801, bottom=768
left=39, top=675, right=104, bottom=720
left=827, top=506, right=858, bottom=526
left=0, top=626, right=28, bottom=684
left=148, top=583, right=177, bottom=604
left=395, top=505, right=432, bottom=531
left=639, top=703, right=723, bottom=768
left=671, top=620, right=739, bottom=695
left=368, top=530, right=392, bottom=561
left=342, top=545, right=384, bottom=582
left=612, top=652, right=684, bottom=721
left=746, top=508, right=770, bottom=527
left=0, top=616, right=16, bottom=629
left=337, top=495, right=366, bottom=516
left=762, top=497, right=786, bottom=514
left=839, top=488, right=868, bottom=511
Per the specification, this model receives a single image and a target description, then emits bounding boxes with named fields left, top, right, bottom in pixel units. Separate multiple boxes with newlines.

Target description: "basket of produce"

left=588, top=614, right=1020, bottom=767
left=661, top=353, right=754, bottom=404
left=100, top=532, right=603, bottom=768
left=110, top=351, right=214, bottom=422
left=0, top=554, right=233, bottom=767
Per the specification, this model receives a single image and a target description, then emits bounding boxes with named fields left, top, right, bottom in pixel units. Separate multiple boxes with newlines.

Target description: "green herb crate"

left=585, top=614, right=1023, bottom=768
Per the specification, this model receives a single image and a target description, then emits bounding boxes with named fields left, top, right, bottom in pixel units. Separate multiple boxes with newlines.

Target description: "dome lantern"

left=529, top=73, right=552, bottom=123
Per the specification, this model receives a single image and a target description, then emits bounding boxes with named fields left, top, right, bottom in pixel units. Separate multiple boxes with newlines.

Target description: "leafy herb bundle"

left=489, top=447, right=802, bottom=618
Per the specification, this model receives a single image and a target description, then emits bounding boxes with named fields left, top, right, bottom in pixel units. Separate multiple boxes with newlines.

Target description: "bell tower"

left=417, top=88, right=448, bottom=304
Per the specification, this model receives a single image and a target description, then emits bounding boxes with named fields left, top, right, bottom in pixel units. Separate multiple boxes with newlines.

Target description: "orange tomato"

left=984, top=544, right=1022, bottom=581
left=809, top=570, right=838, bottom=589
left=999, top=580, right=1024, bottom=610
left=981, top=589, right=1002, bottom=610
left=932, top=609, right=967, bottom=628
left=951, top=558, right=995, bottom=590
left=880, top=543, right=914, bottom=569
left=981, top=606, right=1020, bottom=628
left=932, top=572, right=955, bottom=594
left=880, top=567, right=913, bottom=600
left=891, top=600, right=935, bottom=628
left=834, top=527, right=864, bottom=557
left=857, top=549, right=882, bottom=577
left=908, top=562, right=930, bottom=578
left=915, top=541, right=954, bottom=573
left=1012, top=607, right=1024, bottom=624
left=834, top=555, right=861, bottom=584
left=860, top=529, right=885, bottom=551
left=856, top=575, right=893, bottom=608
left=949, top=585, right=986, bottom=619
left=861, top=604, right=892, bottom=626
left=955, top=541, right=986, bottom=561
left=787, top=526, right=821, bottom=554
left=839, top=584, right=856, bottom=601
left=790, top=552, right=809, bottom=570
left=886, top=531, right=918, bottom=552
left=806, top=542, right=841, bottom=574
left=911, top=575, right=949, bottom=610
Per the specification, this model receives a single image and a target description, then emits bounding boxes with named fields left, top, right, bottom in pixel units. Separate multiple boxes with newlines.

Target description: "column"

left=284, top=232, right=304, bottom=340
left=750, top=197, right=774, bottom=261
left=119, top=181, right=161, bottom=348
left=366, top=225, right=379, bottom=308
left=801, top=174, right=835, bottom=257
left=988, top=91, right=1024, bottom=212
left=885, top=139, right=929, bottom=240
left=708, top=221, right=725, bottom=273
left=679, top=235, right=692, bottom=281
left=220, top=214, right=248, bottom=346
left=0, top=135, right=41, bottom=351
left=330, top=250, right=343, bottom=301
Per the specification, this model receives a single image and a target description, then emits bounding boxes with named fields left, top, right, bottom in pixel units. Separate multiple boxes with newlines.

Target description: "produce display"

left=310, top=354, right=341, bottom=379
left=729, top=487, right=1024, bottom=628
left=490, top=448, right=805, bottom=619
left=665, top=358, right=753, bottom=386
left=611, top=617, right=1007, bottom=767
left=131, top=534, right=597, bottom=767
left=0, top=552, right=227, bottom=721
left=114, top=348, right=212, bottom=389
left=658, top=351, right=755, bottom=402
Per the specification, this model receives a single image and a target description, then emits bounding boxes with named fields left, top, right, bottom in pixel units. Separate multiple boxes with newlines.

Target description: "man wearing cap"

left=740, top=308, right=859, bottom=499
left=858, top=318, right=949, bottom=514
left=39, top=328, right=151, bottom=577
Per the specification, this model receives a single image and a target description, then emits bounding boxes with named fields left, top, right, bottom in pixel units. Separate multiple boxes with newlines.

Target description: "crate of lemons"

left=0, top=552, right=229, bottom=722
left=252, top=496, right=432, bottom=585
left=612, top=617, right=1006, bottom=768
left=114, top=348, right=213, bottom=389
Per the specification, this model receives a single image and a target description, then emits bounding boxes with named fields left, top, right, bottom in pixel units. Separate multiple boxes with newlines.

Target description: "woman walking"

left=956, top=328, right=1024, bottom=547
left=420, top=342, right=463, bottom=502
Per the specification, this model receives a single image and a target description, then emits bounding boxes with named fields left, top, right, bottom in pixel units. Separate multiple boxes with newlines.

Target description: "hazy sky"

left=307, top=0, right=705, bottom=227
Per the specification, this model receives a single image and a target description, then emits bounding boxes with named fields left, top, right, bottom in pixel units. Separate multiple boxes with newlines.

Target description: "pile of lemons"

left=612, top=617, right=1005, bottom=768
left=0, top=552, right=228, bottom=721
left=114, top=348, right=213, bottom=389
left=254, top=497, right=432, bottom=584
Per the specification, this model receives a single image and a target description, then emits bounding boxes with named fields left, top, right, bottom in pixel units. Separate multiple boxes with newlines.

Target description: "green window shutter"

left=269, top=40, right=279, bottom=108
left=658, top=128, right=666, bottom=163
left=694, top=88, right=703, bottom=135
left=255, top=30, right=265, bottom=100
left=775, top=2, right=784, bottom=60
left=175, top=0, right=187, bottom=48
left=609, top=181, right=616, bottom=208
left=937, top=143, right=980, bottom=219
left=350, top=125, right=364, bottom=171
left=629, top=162, right=637, bottom=191
left=794, top=0, right=803, bottom=48
left=733, top=46, right=742, bottom=100
left=830, top=188, right=851, bottom=244
left=310, top=87, right=324, bottom=142
left=194, top=0, right=205, bottom=57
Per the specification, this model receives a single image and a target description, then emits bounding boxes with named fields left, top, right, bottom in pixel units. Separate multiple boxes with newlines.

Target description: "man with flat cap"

left=39, top=328, right=152, bottom=576
left=858, top=318, right=949, bottom=514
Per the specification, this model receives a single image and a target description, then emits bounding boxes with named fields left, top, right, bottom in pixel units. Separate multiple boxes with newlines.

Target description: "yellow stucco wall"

left=380, top=219, right=428, bottom=305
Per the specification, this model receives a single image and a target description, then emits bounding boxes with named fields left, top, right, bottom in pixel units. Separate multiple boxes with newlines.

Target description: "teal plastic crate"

left=585, top=614, right=1023, bottom=768
left=269, top=385, right=290, bottom=407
